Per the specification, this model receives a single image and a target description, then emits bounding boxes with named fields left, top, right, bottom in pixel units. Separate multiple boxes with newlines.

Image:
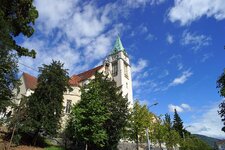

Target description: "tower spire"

left=112, top=35, right=125, bottom=54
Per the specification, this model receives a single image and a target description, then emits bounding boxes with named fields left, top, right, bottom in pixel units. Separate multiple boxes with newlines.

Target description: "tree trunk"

left=32, top=129, right=40, bottom=146
left=8, top=124, right=16, bottom=149
left=136, top=132, right=139, bottom=150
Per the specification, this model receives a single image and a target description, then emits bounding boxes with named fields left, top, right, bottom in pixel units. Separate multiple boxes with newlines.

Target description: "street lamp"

left=146, top=102, right=158, bottom=150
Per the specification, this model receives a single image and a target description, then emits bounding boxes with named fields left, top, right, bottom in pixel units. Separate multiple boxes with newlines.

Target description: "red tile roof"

left=69, top=75, right=82, bottom=86
left=76, top=65, right=103, bottom=81
left=22, top=65, right=104, bottom=89
left=22, top=72, right=37, bottom=90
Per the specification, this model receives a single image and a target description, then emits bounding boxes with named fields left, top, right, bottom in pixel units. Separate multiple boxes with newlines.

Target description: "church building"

left=16, top=36, right=133, bottom=125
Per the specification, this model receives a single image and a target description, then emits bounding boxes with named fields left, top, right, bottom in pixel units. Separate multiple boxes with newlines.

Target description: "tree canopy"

left=173, top=109, right=184, bottom=138
left=0, top=0, right=38, bottom=116
left=66, top=72, right=129, bottom=150
left=217, top=69, right=225, bottom=132
left=0, top=0, right=38, bottom=57
left=23, top=61, right=70, bottom=145
left=127, top=101, right=154, bottom=149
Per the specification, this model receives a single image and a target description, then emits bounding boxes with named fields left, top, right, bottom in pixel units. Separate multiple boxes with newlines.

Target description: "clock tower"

left=104, top=36, right=133, bottom=107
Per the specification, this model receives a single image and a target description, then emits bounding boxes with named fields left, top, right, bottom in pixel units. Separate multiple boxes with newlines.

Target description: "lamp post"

left=146, top=102, right=158, bottom=150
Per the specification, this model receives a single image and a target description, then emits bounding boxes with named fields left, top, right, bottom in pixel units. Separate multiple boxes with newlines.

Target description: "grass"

left=44, top=146, right=64, bottom=150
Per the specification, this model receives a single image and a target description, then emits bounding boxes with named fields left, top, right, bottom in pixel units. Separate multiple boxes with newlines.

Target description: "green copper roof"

left=112, top=36, right=125, bottom=54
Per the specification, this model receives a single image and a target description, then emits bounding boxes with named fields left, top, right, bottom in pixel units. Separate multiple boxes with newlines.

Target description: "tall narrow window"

left=124, top=63, right=128, bottom=78
left=65, top=100, right=72, bottom=113
left=112, top=62, right=118, bottom=76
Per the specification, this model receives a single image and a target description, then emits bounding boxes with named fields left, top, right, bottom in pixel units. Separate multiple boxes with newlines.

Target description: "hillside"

left=193, top=134, right=220, bottom=148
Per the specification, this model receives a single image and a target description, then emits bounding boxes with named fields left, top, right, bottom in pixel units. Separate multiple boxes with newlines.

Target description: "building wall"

left=13, top=75, right=28, bottom=105
left=61, top=86, right=81, bottom=127
left=106, top=51, right=133, bottom=107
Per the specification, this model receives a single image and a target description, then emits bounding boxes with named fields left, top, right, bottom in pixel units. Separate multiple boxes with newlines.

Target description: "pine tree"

left=67, top=72, right=129, bottom=149
left=163, top=113, right=180, bottom=150
left=217, top=69, right=225, bottom=132
left=23, top=60, right=70, bottom=145
left=173, top=109, right=184, bottom=138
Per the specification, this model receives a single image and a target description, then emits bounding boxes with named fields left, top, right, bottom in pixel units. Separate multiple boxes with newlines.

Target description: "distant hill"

left=193, top=134, right=220, bottom=148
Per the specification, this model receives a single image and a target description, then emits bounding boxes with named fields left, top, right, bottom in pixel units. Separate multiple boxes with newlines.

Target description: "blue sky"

left=17, top=0, right=225, bottom=138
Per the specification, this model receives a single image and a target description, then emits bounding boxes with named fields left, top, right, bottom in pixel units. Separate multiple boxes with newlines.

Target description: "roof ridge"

left=76, top=65, right=103, bottom=76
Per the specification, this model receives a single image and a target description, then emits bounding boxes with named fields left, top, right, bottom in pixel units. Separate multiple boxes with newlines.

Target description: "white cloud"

left=169, top=70, right=193, bottom=86
left=19, top=1, right=123, bottom=75
left=168, top=103, right=191, bottom=113
left=187, top=100, right=225, bottom=139
left=181, top=103, right=191, bottom=111
left=177, top=63, right=183, bottom=70
left=124, top=0, right=166, bottom=8
left=168, top=0, right=225, bottom=26
left=132, top=59, right=148, bottom=75
left=145, top=33, right=156, bottom=41
left=181, top=30, right=211, bottom=51
left=158, top=69, right=169, bottom=78
left=168, top=104, right=183, bottom=112
left=167, top=34, right=174, bottom=44
left=19, top=38, right=82, bottom=75
left=201, top=53, right=213, bottom=62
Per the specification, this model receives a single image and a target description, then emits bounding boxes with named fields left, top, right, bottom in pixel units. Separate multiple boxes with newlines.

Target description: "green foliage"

left=0, top=0, right=38, bottom=118
left=163, top=114, right=180, bottom=150
left=173, top=109, right=184, bottom=138
left=0, top=50, right=18, bottom=114
left=180, top=136, right=212, bottom=150
left=44, top=146, right=64, bottom=150
left=0, top=0, right=38, bottom=58
left=127, top=101, right=154, bottom=148
left=150, top=118, right=166, bottom=149
left=217, top=69, right=225, bottom=97
left=217, top=69, right=225, bottom=132
left=193, top=134, right=219, bottom=149
left=66, top=73, right=129, bottom=149
left=22, top=61, right=70, bottom=144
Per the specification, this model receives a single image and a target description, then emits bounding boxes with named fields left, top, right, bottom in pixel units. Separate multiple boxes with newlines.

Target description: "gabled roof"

left=21, top=65, right=103, bottom=89
left=76, top=65, right=103, bottom=81
left=22, top=72, right=37, bottom=90
left=69, top=75, right=82, bottom=86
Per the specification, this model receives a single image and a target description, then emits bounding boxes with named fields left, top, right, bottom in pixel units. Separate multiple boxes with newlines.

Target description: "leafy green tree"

left=23, top=61, right=70, bottom=145
left=150, top=117, right=166, bottom=150
left=0, top=51, right=18, bottom=115
left=173, top=109, right=184, bottom=138
left=217, top=69, right=225, bottom=132
left=67, top=73, right=129, bottom=150
left=128, top=101, right=154, bottom=150
left=163, top=114, right=180, bottom=150
left=0, top=0, right=38, bottom=115
left=0, top=0, right=38, bottom=57
left=180, top=136, right=212, bottom=150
